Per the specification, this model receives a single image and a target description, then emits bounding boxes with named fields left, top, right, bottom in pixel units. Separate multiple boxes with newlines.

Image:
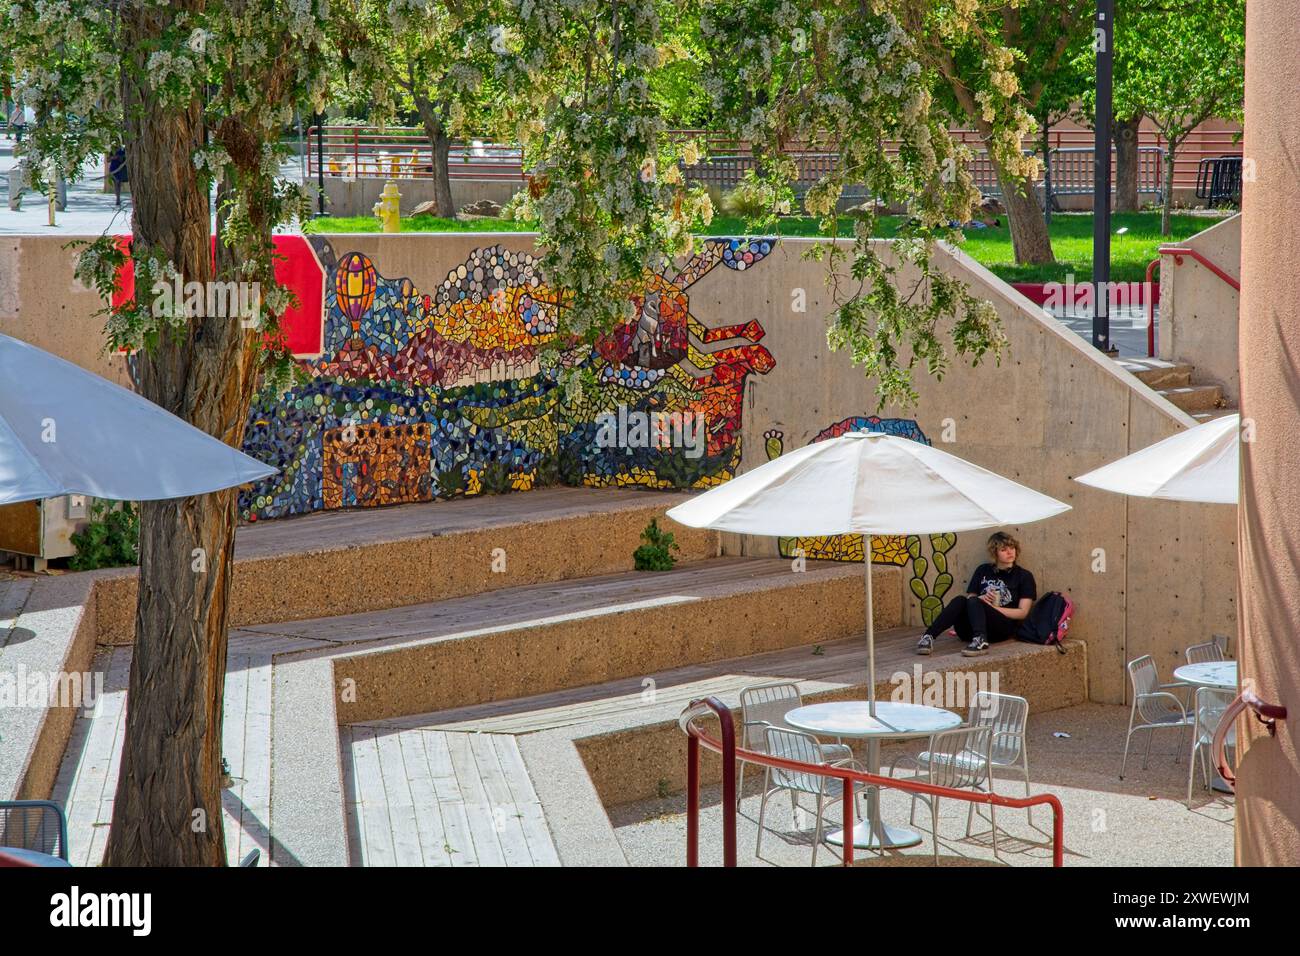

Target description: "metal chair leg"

left=1019, top=746, right=1033, bottom=827
left=1120, top=705, right=1138, bottom=779
left=756, top=770, right=772, bottom=857
left=932, top=797, right=941, bottom=865
left=737, top=760, right=745, bottom=811
left=1142, top=725, right=1155, bottom=770
left=990, top=797, right=999, bottom=860
left=812, top=791, right=825, bottom=867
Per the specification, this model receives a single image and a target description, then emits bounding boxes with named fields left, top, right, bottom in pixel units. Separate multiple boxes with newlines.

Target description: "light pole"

left=1092, top=0, right=1115, bottom=354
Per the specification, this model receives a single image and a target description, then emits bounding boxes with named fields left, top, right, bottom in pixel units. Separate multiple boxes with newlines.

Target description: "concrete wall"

left=0, top=236, right=132, bottom=386
left=1, top=232, right=1237, bottom=704
left=683, top=238, right=1236, bottom=703
left=1159, top=214, right=1241, bottom=404
left=320, top=177, right=521, bottom=218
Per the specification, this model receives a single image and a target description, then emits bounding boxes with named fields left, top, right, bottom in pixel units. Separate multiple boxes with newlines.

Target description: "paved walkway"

left=0, top=134, right=303, bottom=235
left=613, top=702, right=1235, bottom=867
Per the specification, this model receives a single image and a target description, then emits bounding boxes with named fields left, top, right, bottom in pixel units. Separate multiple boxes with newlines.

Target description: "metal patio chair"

left=1185, top=640, right=1226, bottom=665
left=891, top=692, right=1032, bottom=827
left=892, top=726, right=995, bottom=864
left=1188, top=687, right=1236, bottom=808
left=1120, top=655, right=1194, bottom=779
left=756, top=726, right=864, bottom=866
left=0, top=800, right=69, bottom=861
left=738, top=682, right=850, bottom=808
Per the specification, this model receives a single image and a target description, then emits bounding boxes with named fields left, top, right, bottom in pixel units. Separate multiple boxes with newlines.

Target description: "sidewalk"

left=0, top=136, right=134, bottom=235
left=0, top=135, right=305, bottom=236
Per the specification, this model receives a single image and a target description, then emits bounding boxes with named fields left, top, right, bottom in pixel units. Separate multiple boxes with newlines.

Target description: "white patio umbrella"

left=1074, top=413, right=1239, bottom=505
left=666, top=430, right=1071, bottom=713
left=0, top=332, right=276, bottom=504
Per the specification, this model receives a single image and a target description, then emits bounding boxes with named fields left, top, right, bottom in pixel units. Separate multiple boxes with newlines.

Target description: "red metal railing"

left=1213, top=689, right=1287, bottom=789
left=1146, top=245, right=1241, bottom=357
left=679, top=696, right=1065, bottom=867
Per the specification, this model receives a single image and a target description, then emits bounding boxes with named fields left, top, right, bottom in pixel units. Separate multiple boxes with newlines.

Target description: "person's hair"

left=987, top=532, right=1021, bottom=561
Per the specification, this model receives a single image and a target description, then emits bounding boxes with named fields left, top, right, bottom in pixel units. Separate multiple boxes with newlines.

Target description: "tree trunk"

left=414, top=95, right=455, bottom=217
left=995, top=164, right=1055, bottom=265
left=103, top=1, right=253, bottom=867
left=1161, top=142, right=1177, bottom=236
left=1114, top=115, right=1142, bottom=212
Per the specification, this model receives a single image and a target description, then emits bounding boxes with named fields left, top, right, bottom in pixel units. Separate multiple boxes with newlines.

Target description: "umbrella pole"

left=864, top=554, right=875, bottom=716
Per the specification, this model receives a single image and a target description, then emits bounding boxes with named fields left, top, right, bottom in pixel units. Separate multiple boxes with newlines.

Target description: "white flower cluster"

left=193, top=144, right=232, bottom=179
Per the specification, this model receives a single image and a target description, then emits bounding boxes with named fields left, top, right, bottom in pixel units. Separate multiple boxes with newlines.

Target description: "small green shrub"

left=719, top=170, right=794, bottom=227
left=435, top=466, right=467, bottom=499
left=69, top=501, right=139, bottom=571
left=480, top=460, right=514, bottom=495
left=633, top=518, right=679, bottom=571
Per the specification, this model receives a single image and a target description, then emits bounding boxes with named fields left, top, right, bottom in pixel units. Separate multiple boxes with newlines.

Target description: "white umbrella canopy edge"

left=666, top=431, right=1072, bottom=535
left=1074, top=413, right=1239, bottom=505
left=0, top=332, right=277, bottom=505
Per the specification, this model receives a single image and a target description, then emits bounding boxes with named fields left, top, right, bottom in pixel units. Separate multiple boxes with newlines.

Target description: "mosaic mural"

left=239, top=237, right=777, bottom=520
left=763, top=417, right=956, bottom=626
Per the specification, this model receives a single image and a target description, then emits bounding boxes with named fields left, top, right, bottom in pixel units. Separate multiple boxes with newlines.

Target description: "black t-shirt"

left=967, top=563, right=1037, bottom=609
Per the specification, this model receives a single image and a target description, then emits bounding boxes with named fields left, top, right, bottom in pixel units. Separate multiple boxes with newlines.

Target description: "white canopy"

left=0, top=332, right=276, bottom=505
left=667, top=430, right=1072, bottom=536
left=666, top=430, right=1071, bottom=714
left=1074, top=413, right=1239, bottom=505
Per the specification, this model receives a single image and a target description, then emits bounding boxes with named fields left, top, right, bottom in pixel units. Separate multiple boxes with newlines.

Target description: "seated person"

left=916, top=531, right=1036, bottom=657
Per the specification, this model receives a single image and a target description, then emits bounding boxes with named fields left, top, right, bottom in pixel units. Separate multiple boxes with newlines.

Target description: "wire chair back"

left=1128, top=655, right=1184, bottom=723
left=1193, top=687, right=1235, bottom=745
left=739, top=682, right=802, bottom=753
left=764, top=727, right=834, bottom=796
left=0, top=800, right=68, bottom=861
left=925, top=727, right=993, bottom=791
left=1186, top=641, right=1225, bottom=665
left=970, top=691, right=1028, bottom=768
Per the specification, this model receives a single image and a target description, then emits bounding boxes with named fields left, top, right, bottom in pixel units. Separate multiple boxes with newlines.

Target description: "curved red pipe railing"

left=680, top=696, right=1065, bottom=867
left=1146, top=245, right=1241, bottom=357
left=1212, top=688, right=1288, bottom=789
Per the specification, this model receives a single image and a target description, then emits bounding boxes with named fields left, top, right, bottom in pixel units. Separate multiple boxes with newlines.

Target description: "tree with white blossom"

left=7, top=0, right=330, bottom=866
left=337, top=0, right=507, bottom=217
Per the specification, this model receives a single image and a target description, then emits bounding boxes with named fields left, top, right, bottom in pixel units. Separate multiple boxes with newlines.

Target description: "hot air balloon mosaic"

left=335, top=253, right=377, bottom=339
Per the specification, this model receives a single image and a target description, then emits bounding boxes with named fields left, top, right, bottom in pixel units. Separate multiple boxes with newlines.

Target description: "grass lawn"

left=304, top=210, right=1231, bottom=285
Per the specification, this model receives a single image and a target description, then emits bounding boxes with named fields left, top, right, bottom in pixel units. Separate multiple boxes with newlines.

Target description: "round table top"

left=0, top=846, right=72, bottom=867
left=1174, top=660, right=1238, bottom=690
left=784, top=700, right=963, bottom=740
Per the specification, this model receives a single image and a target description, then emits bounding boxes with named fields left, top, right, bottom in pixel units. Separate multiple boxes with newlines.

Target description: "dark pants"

left=924, top=595, right=1017, bottom=643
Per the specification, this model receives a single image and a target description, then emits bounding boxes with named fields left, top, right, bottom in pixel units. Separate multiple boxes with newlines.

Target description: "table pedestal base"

left=825, top=820, right=923, bottom=850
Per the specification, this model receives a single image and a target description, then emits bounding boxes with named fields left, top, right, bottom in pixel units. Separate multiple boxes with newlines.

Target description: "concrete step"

left=1192, top=407, right=1240, bottom=423
left=1157, top=383, right=1225, bottom=414
left=1115, top=357, right=1194, bottom=389
left=235, top=556, right=904, bottom=723
left=354, top=625, right=1089, bottom=815
left=85, top=487, right=719, bottom=644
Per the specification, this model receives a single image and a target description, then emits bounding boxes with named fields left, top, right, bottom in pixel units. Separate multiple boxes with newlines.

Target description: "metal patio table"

left=784, top=700, right=962, bottom=850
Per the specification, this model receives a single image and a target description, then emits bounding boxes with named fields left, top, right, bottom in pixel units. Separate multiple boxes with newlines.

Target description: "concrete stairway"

left=1116, top=357, right=1235, bottom=420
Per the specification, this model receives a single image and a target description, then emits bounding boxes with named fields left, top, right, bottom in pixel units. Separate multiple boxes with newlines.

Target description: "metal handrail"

left=679, top=696, right=1065, bottom=867
left=1212, top=689, right=1288, bottom=789
left=1145, top=245, right=1241, bottom=357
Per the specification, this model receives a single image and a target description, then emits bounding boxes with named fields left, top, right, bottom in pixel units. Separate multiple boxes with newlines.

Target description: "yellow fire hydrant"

left=373, top=181, right=401, bottom=233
